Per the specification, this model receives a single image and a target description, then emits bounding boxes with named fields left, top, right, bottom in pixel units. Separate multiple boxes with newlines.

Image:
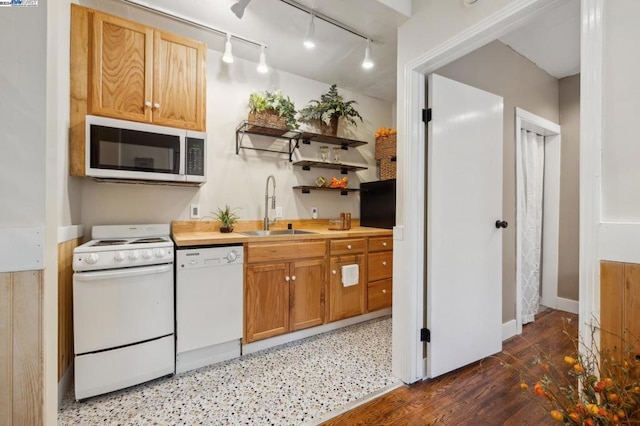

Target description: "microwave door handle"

left=179, top=136, right=186, bottom=176
left=74, top=264, right=172, bottom=281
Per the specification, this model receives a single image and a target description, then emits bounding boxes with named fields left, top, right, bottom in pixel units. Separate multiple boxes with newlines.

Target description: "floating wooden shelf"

left=292, top=160, right=367, bottom=175
left=293, top=185, right=360, bottom=196
left=299, top=132, right=368, bottom=150
left=235, top=121, right=301, bottom=161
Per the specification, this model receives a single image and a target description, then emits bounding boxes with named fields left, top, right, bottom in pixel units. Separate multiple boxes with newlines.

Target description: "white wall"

left=602, top=1, right=640, bottom=223
left=78, top=37, right=391, bottom=231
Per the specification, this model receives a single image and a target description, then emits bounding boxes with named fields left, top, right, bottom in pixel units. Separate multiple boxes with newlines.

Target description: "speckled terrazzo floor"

left=58, top=316, right=397, bottom=425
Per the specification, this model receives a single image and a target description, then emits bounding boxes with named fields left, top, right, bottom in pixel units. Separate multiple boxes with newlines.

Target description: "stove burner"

left=91, top=239, right=128, bottom=247
left=130, top=237, right=169, bottom=244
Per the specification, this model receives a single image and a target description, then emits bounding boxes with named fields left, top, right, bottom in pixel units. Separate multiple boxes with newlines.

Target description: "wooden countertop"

left=172, top=220, right=392, bottom=247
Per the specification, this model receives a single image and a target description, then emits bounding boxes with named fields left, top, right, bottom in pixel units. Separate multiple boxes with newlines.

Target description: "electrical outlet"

left=190, top=204, right=200, bottom=219
left=275, top=206, right=283, bottom=218
left=311, top=207, right=318, bottom=219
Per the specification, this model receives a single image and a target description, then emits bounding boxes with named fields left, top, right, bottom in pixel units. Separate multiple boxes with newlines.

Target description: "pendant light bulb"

left=362, top=39, right=374, bottom=69
left=257, top=45, right=269, bottom=73
left=303, top=13, right=316, bottom=49
left=223, top=33, right=234, bottom=64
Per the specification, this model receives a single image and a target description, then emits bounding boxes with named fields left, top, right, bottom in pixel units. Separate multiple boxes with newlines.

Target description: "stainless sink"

left=240, top=229, right=317, bottom=237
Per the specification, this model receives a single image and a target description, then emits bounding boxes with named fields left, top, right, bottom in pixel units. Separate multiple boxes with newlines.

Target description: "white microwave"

left=85, top=115, right=206, bottom=185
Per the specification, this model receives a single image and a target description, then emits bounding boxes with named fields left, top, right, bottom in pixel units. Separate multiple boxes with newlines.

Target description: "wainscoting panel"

left=0, top=270, right=44, bottom=425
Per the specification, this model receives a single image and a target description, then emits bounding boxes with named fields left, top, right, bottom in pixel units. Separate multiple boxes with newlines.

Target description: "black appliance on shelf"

left=359, top=179, right=396, bottom=229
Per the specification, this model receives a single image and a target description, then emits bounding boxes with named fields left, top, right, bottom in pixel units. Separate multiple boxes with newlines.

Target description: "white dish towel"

left=341, top=264, right=359, bottom=287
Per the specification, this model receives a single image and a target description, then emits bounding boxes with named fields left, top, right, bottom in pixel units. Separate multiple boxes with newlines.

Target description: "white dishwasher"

left=176, top=245, right=243, bottom=374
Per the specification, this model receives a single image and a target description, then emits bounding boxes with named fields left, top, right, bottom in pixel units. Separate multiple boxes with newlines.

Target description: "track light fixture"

left=222, top=33, right=234, bottom=63
left=362, top=39, right=374, bottom=69
left=231, top=0, right=252, bottom=19
left=303, top=13, right=316, bottom=49
left=257, top=45, right=269, bottom=73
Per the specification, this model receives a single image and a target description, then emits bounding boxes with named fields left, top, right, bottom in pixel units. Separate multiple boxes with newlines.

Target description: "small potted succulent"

left=247, top=89, right=297, bottom=130
left=297, top=84, right=363, bottom=136
left=214, top=205, right=239, bottom=233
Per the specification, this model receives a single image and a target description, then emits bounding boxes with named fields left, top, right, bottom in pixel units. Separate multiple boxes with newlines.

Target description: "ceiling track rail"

left=121, top=0, right=268, bottom=49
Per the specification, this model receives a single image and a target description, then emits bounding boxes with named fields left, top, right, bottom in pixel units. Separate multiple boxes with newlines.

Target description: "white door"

left=426, top=74, right=504, bottom=378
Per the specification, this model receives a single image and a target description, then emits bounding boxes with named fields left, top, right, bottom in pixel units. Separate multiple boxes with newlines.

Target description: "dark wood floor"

left=322, top=309, right=577, bottom=425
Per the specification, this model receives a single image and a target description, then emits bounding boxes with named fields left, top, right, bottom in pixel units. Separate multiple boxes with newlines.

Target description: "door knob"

left=495, top=220, right=508, bottom=229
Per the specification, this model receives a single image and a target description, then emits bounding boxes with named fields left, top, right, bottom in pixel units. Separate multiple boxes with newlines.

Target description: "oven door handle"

left=74, top=264, right=172, bottom=281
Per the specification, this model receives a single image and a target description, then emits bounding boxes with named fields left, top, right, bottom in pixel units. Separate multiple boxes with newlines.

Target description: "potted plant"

left=214, top=205, right=239, bottom=233
left=297, top=84, right=363, bottom=136
left=247, top=90, right=297, bottom=130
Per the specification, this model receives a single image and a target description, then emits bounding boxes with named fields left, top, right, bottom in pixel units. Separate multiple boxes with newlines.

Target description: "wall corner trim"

left=57, top=225, right=85, bottom=244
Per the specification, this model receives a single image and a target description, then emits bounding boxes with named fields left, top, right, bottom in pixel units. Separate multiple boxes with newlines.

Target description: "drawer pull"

left=383, top=242, right=387, bottom=247
left=332, top=270, right=337, bottom=275
left=285, top=276, right=290, bottom=282
left=382, top=289, right=387, bottom=294
left=382, top=261, right=387, bottom=266
left=347, top=244, right=352, bottom=250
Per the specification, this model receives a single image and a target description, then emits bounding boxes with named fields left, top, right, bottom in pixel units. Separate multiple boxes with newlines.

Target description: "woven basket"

left=248, top=110, right=287, bottom=135
left=375, top=135, right=397, bottom=160
left=379, top=158, right=396, bottom=180
left=320, top=116, right=339, bottom=136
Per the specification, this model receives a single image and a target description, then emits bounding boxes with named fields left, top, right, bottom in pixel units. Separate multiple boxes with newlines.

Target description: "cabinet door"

left=245, top=263, right=289, bottom=343
left=290, top=259, right=325, bottom=332
left=329, top=255, right=365, bottom=322
left=153, top=31, right=206, bottom=131
left=624, top=263, right=640, bottom=359
left=91, top=12, right=153, bottom=122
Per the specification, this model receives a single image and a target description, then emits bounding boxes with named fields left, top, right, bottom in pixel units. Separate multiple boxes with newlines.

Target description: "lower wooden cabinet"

left=367, top=237, right=393, bottom=311
left=329, top=254, right=365, bottom=322
left=245, top=241, right=326, bottom=343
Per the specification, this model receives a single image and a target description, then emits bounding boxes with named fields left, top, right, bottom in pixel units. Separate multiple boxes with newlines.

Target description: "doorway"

left=393, top=0, right=602, bottom=383
left=515, top=108, right=561, bottom=334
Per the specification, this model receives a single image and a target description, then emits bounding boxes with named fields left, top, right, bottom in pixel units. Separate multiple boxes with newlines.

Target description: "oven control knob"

left=85, top=253, right=100, bottom=264
left=226, top=251, right=238, bottom=262
left=114, top=251, right=126, bottom=262
left=142, top=250, right=153, bottom=259
left=128, top=250, right=140, bottom=260
left=154, top=248, right=166, bottom=258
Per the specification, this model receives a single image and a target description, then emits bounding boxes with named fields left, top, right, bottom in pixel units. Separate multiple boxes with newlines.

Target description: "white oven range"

left=72, top=224, right=175, bottom=400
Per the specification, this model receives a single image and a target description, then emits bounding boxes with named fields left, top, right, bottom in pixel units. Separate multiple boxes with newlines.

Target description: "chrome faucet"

left=264, top=175, right=277, bottom=230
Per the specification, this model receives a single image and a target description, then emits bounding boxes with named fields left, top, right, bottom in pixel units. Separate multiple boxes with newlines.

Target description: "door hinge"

left=420, top=328, right=431, bottom=342
left=422, top=108, right=432, bottom=123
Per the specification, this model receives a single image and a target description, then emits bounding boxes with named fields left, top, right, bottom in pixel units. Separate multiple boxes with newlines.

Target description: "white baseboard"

left=556, top=297, right=579, bottom=314
left=58, top=364, right=73, bottom=407
left=243, top=309, right=392, bottom=355
left=502, top=319, right=517, bottom=341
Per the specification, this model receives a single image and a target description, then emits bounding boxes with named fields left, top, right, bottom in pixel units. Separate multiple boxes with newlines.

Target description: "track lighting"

left=257, top=45, right=269, bottom=73
left=362, top=39, right=374, bottom=69
left=303, top=13, right=316, bottom=49
left=231, top=0, right=251, bottom=19
left=222, top=33, right=234, bottom=63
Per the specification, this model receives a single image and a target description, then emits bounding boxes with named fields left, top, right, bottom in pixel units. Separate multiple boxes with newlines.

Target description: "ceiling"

left=121, top=0, right=580, bottom=103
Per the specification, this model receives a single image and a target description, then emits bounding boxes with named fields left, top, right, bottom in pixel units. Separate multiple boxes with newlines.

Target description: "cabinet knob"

left=145, top=101, right=152, bottom=107
left=153, top=102, right=160, bottom=109
left=285, top=276, right=290, bottom=282
left=291, top=275, right=296, bottom=281
left=383, top=242, right=387, bottom=247
left=382, top=261, right=387, bottom=266
left=382, top=289, right=387, bottom=294
left=332, top=270, right=337, bottom=275
left=347, top=245, right=352, bottom=250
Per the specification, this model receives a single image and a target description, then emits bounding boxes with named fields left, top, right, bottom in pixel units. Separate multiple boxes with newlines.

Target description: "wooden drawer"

left=368, top=251, right=393, bottom=281
left=368, top=236, right=393, bottom=252
left=247, top=241, right=326, bottom=264
left=368, top=279, right=392, bottom=311
left=330, top=238, right=365, bottom=255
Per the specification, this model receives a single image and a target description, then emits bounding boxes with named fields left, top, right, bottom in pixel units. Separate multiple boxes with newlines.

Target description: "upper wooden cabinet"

left=89, top=10, right=206, bottom=130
